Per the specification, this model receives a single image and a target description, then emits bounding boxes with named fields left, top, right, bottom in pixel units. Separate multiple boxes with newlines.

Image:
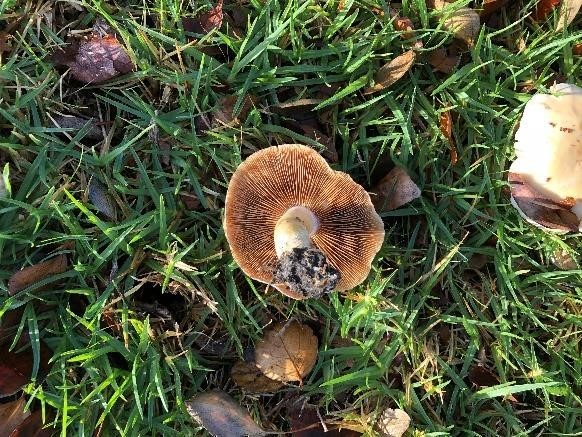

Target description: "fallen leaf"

left=230, top=360, right=284, bottom=393
left=51, top=115, right=103, bottom=140
left=0, top=32, right=12, bottom=53
left=372, top=167, right=421, bottom=212
left=183, top=0, right=224, bottom=34
left=534, top=0, right=560, bottom=21
left=363, top=50, right=416, bottom=94
left=508, top=172, right=579, bottom=232
left=8, top=254, right=68, bottom=295
left=433, top=0, right=481, bottom=45
left=573, top=43, right=582, bottom=55
left=427, top=47, right=459, bottom=73
left=299, top=125, right=337, bottom=163
left=439, top=110, right=458, bottom=165
left=272, top=99, right=323, bottom=115
left=556, top=0, right=582, bottom=30
left=551, top=249, right=578, bottom=270
left=0, top=341, right=52, bottom=397
left=254, top=320, right=318, bottom=383
left=185, top=390, right=265, bottom=437
left=212, top=94, right=255, bottom=128
left=480, top=0, right=510, bottom=18
left=288, top=401, right=362, bottom=436
left=88, top=178, right=117, bottom=221
left=468, top=364, right=499, bottom=387
left=0, top=397, right=30, bottom=436
left=9, top=410, right=55, bottom=437
left=374, top=408, right=411, bottom=437
left=52, top=33, right=133, bottom=83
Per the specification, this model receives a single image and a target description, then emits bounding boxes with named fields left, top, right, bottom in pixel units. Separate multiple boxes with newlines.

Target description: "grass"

left=0, top=0, right=581, bottom=435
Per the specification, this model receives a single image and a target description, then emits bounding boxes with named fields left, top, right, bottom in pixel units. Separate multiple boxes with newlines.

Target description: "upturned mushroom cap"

left=224, top=144, right=385, bottom=298
left=509, top=83, right=582, bottom=232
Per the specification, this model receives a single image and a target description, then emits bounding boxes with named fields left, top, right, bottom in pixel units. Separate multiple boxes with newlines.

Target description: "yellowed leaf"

left=254, top=320, right=318, bottom=383
left=372, top=167, right=421, bottom=212
left=556, top=0, right=582, bottom=30
left=363, top=50, right=416, bottom=95
left=375, top=408, right=411, bottom=437
left=230, top=360, right=284, bottom=393
left=8, top=254, right=68, bottom=295
left=434, top=0, right=481, bottom=45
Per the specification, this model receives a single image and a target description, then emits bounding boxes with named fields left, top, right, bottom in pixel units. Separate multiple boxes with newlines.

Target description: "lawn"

left=0, top=0, right=581, bottom=435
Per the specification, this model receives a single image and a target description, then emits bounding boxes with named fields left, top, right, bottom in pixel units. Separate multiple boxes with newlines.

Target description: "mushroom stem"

left=274, top=206, right=319, bottom=257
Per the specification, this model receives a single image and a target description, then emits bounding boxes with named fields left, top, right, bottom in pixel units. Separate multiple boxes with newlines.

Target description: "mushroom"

left=509, top=83, right=582, bottom=232
left=224, top=144, right=385, bottom=299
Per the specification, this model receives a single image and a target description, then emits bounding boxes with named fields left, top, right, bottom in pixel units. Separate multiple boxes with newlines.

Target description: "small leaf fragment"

left=509, top=172, right=580, bottom=232
left=254, top=320, right=318, bottom=383
left=212, top=94, right=255, bottom=128
left=51, top=115, right=103, bottom=140
left=427, top=48, right=459, bottom=73
left=8, top=254, right=68, bottom=295
left=9, top=410, right=56, bottom=437
left=480, top=0, right=510, bottom=18
left=288, top=401, right=362, bottom=436
left=0, top=341, right=52, bottom=397
left=468, top=364, right=499, bottom=387
left=533, top=0, right=560, bottom=21
left=230, top=360, right=284, bottom=393
left=0, top=397, right=30, bottom=436
left=88, top=178, right=117, bottom=220
left=363, top=50, right=416, bottom=94
left=372, top=167, right=421, bottom=212
left=375, top=408, right=411, bottom=437
left=183, top=0, right=224, bottom=34
left=556, top=0, right=582, bottom=30
left=439, top=110, right=458, bottom=165
left=551, top=249, right=578, bottom=270
left=186, top=390, right=265, bottom=437
left=433, top=1, right=481, bottom=45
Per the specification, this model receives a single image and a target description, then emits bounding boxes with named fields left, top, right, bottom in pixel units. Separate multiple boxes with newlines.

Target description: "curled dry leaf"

left=556, top=0, right=582, bottom=30
left=375, top=408, right=411, bottom=437
left=427, top=47, right=459, bottom=73
left=363, top=50, right=416, bottom=95
left=53, top=33, right=133, bottom=83
left=8, top=254, right=68, bottom=295
left=372, top=167, right=421, bottom=212
left=433, top=0, right=481, bottom=45
left=186, top=390, right=265, bottom=437
left=88, top=178, right=117, bottom=221
left=0, top=397, right=30, bottom=436
left=254, top=320, right=318, bottom=383
left=509, top=172, right=579, bottom=233
left=534, top=0, right=560, bottom=21
left=439, top=110, right=458, bottom=165
left=230, top=360, right=284, bottom=393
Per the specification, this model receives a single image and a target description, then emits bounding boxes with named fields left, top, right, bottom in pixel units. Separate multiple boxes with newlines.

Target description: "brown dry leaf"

left=230, top=360, right=284, bottom=393
left=363, top=50, right=416, bottom=95
left=573, top=43, right=582, bottom=55
left=534, top=0, right=560, bottom=21
left=375, top=408, right=411, bottom=437
left=88, top=178, right=117, bottom=221
left=0, top=397, right=30, bottom=436
left=185, top=390, right=265, bottom=437
left=0, top=341, right=52, bottom=397
left=556, top=0, right=582, bottom=30
left=509, top=172, right=579, bottom=232
left=427, top=48, right=459, bottom=73
left=439, top=110, right=458, bottom=165
left=551, top=249, right=578, bottom=270
left=468, top=364, right=499, bottom=387
left=0, top=32, right=12, bottom=53
left=8, top=254, right=68, bottom=295
left=53, top=34, right=133, bottom=83
left=50, top=115, right=103, bottom=140
left=212, top=94, right=255, bottom=128
left=9, top=410, right=55, bottom=437
left=480, top=0, right=510, bottom=18
left=434, top=0, right=481, bottom=45
left=372, top=167, right=421, bottom=212
left=254, top=320, right=318, bottom=383
left=288, top=401, right=362, bottom=436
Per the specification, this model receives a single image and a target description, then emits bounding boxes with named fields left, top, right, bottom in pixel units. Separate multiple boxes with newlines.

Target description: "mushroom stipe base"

left=273, top=247, right=341, bottom=299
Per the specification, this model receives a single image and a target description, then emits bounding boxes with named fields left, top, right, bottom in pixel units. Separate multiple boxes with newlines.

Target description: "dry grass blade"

left=185, top=390, right=265, bottom=437
left=363, top=51, right=416, bottom=95
left=8, top=254, right=68, bottom=295
left=254, top=320, right=318, bottom=383
left=556, top=0, right=582, bottom=30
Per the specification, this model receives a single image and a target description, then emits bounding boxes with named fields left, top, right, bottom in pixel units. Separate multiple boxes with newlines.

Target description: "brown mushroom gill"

left=224, top=144, right=385, bottom=299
